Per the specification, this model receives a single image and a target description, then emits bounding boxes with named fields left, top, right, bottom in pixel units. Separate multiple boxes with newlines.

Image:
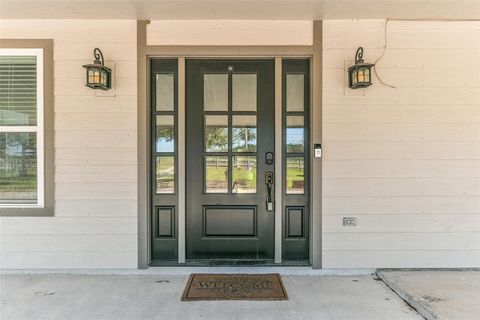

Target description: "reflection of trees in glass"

left=156, top=127, right=174, bottom=141
left=156, top=126, right=174, bottom=152
left=286, top=127, right=304, bottom=153
left=233, top=128, right=256, bottom=152
left=286, top=143, right=304, bottom=153
left=205, top=127, right=228, bottom=152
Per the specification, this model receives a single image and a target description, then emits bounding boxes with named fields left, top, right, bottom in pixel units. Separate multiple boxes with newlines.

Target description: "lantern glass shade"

left=83, top=64, right=111, bottom=90
left=348, top=64, right=373, bottom=89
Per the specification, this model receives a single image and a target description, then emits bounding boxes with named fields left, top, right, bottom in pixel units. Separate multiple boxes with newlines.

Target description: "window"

left=0, top=49, right=44, bottom=208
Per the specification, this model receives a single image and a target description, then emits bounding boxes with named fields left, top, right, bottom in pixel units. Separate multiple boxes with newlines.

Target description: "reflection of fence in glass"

left=286, top=157, right=304, bottom=194
left=156, top=156, right=174, bottom=194
left=0, top=132, right=37, bottom=202
left=232, top=156, right=256, bottom=193
left=205, top=156, right=228, bottom=193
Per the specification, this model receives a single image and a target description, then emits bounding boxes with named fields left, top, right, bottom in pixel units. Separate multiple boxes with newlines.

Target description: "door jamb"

left=137, top=20, right=323, bottom=268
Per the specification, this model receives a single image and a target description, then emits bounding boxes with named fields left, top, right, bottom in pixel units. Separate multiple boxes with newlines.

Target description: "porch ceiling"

left=0, top=0, right=479, bottom=20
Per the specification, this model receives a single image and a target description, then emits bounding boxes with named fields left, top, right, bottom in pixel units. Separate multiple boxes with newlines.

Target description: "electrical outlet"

left=343, top=217, right=357, bottom=226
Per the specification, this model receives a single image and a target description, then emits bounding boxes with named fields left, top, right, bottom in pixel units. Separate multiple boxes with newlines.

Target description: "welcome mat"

left=181, top=273, right=288, bottom=301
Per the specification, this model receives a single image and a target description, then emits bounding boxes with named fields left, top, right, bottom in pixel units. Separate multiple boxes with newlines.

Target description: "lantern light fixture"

left=348, top=47, right=375, bottom=89
left=83, top=48, right=111, bottom=90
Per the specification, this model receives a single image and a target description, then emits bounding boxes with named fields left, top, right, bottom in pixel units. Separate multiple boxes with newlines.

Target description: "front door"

left=186, top=60, right=275, bottom=260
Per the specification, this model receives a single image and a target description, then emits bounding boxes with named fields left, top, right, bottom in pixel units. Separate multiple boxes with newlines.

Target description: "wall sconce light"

left=83, top=48, right=111, bottom=90
left=348, top=47, right=375, bottom=89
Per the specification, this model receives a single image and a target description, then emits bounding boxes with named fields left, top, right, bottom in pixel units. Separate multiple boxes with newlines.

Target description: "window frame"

left=0, top=48, right=45, bottom=208
left=0, top=39, right=54, bottom=216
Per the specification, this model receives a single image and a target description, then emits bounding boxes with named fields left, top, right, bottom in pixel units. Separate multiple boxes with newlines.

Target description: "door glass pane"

left=204, top=74, right=228, bottom=111
left=205, top=156, right=228, bottom=193
left=232, top=115, right=256, bottom=152
left=156, top=156, right=174, bottom=194
left=232, top=156, right=256, bottom=194
left=286, top=74, right=304, bottom=112
left=155, top=115, right=174, bottom=152
left=155, top=73, right=174, bottom=111
left=286, top=116, right=304, bottom=153
left=232, top=74, right=257, bottom=111
left=205, top=115, right=228, bottom=152
left=286, top=156, right=304, bottom=194
left=0, top=132, right=37, bottom=203
left=0, top=56, right=37, bottom=126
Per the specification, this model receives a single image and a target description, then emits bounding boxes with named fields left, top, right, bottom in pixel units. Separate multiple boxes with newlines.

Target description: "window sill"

left=0, top=206, right=54, bottom=217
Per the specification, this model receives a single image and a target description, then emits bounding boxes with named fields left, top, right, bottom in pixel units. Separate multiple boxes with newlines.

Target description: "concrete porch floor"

left=0, top=271, right=477, bottom=320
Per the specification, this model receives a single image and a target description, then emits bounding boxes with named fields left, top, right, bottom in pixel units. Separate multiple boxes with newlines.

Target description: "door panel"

left=186, top=59, right=275, bottom=260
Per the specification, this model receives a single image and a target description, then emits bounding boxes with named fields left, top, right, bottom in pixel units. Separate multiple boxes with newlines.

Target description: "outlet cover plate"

left=343, top=217, right=357, bottom=226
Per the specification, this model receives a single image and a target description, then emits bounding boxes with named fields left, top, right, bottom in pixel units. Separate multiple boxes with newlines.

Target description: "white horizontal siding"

left=323, top=250, right=480, bottom=269
left=322, top=20, right=480, bottom=268
left=147, top=20, right=313, bottom=45
left=0, top=252, right=137, bottom=269
left=324, top=141, right=480, bottom=160
left=323, top=196, right=480, bottom=215
left=0, top=19, right=138, bottom=269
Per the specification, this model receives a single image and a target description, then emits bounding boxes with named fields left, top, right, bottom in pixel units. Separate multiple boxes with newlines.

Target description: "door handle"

left=265, top=171, right=274, bottom=211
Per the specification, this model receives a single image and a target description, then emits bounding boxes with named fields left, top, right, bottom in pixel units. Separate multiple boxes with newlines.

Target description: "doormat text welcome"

left=181, top=273, right=288, bottom=301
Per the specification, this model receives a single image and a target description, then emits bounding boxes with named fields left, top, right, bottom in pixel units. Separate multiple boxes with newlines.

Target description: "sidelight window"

left=154, top=70, right=176, bottom=194
left=284, top=67, right=308, bottom=195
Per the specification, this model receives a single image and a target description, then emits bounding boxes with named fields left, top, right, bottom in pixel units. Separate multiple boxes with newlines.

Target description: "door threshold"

left=150, top=259, right=310, bottom=267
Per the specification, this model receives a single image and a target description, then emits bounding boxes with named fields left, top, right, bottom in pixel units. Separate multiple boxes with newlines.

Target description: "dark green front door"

left=186, top=59, right=275, bottom=260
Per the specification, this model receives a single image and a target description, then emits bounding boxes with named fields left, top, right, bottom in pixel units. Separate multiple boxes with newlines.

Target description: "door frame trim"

left=137, top=20, right=322, bottom=268
left=274, top=58, right=283, bottom=263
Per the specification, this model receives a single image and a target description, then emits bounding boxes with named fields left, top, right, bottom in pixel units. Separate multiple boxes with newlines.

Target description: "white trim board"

left=0, top=267, right=377, bottom=276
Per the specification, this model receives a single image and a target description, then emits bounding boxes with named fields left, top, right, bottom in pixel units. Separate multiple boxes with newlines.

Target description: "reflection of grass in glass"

left=233, top=165, right=256, bottom=189
left=0, top=171, right=37, bottom=193
left=206, top=166, right=228, bottom=181
left=205, top=156, right=228, bottom=191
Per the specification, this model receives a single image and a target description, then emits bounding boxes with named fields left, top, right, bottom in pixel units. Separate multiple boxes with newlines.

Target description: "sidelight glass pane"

left=232, top=115, right=257, bottom=152
left=232, top=74, right=257, bottom=111
left=205, top=115, right=228, bottom=152
left=155, top=115, right=174, bottom=152
left=204, top=74, right=228, bottom=111
left=156, top=156, right=174, bottom=194
left=232, top=156, right=256, bottom=194
left=155, top=73, right=174, bottom=111
left=205, top=156, right=228, bottom=193
left=0, top=56, right=37, bottom=126
left=0, top=132, right=37, bottom=204
left=286, top=74, right=304, bottom=112
left=286, top=116, right=304, bottom=153
left=286, top=157, right=304, bottom=194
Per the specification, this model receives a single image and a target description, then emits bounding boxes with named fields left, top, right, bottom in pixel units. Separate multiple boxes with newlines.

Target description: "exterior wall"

left=147, top=20, right=313, bottom=45
left=0, top=18, right=478, bottom=269
left=322, top=20, right=480, bottom=268
left=0, top=20, right=138, bottom=268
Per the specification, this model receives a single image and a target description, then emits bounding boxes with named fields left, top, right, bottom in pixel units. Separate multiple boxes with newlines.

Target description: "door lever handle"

left=265, top=171, right=274, bottom=211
